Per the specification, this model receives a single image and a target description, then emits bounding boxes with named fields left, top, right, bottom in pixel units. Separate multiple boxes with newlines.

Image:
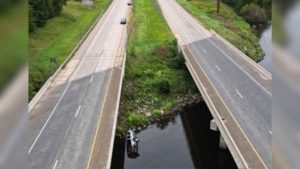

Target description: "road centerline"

left=215, top=65, right=221, bottom=71
left=52, top=160, right=58, bottom=169
left=75, top=105, right=82, bottom=118
left=235, top=89, right=243, bottom=99
left=89, top=75, right=94, bottom=83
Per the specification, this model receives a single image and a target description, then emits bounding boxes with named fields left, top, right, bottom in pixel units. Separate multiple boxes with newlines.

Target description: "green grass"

left=29, top=0, right=111, bottom=99
left=177, top=0, right=263, bottom=61
left=117, top=0, right=198, bottom=135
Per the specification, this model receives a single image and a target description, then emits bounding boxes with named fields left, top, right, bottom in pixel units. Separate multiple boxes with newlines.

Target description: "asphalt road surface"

left=28, top=1, right=129, bottom=169
left=158, top=0, right=272, bottom=167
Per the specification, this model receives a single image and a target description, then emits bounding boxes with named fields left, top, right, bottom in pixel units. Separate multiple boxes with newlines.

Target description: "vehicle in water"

left=126, top=129, right=139, bottom=158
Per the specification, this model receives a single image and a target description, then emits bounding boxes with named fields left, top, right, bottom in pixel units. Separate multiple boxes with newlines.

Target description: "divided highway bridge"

left=28, top=0, right=271, bottom=168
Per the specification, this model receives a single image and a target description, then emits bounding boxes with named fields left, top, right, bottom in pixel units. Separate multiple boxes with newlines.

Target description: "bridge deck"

left=28, top=1, right=129, bottom=169
left=158, top=0, right=271, bottom=168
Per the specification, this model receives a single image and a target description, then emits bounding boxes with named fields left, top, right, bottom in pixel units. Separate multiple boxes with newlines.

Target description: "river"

left=258, top=25, right=272, bottom=72
left=111, top=103, right=238, bottom=169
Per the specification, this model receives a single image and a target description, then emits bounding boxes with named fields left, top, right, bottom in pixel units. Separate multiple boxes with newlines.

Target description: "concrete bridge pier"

left=210, top=119, right=228, bottom=150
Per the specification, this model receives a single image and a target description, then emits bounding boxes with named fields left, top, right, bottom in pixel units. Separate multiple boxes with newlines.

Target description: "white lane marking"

left=28, top=82, right=72, bottom=154
left=53, top=160, right=58, bottom=169
left=207, top=39, right=272, bottom=96
left=215, top=65, right=221, bottom=71
left=160, top=2, right=266, bottom=168
left=202, top=48, right=207, bottom=53
left=269, top=130, right=272, bottom=135
left=183, top=46, right=250, bottom=168
left=169, top=0, right=272, bottom=96
left=75, top=105, right=82, bottom=118
left=235, top=89, right=243, bottom=99
left=89, top=75, right=94, bottom=83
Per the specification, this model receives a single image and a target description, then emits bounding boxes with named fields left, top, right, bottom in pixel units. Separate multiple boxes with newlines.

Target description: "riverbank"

left=111, top=102, right=238, bottom=169
left=29, top=0, right=111, bottom=99
left=258, top=25, right=272, bottom=72
left=117, top=0, right=199, bottom=135
left=176, top=0, right=264, bottom=61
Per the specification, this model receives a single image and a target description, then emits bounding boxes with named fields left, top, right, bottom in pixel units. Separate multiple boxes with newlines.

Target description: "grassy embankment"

left=29, top=0, right=111, bottom=99
left=117, top=0, right=198, bottom=134
left=177, top=0, right=264, bottom=61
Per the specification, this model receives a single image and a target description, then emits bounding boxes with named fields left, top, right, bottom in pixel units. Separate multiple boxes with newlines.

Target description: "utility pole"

left=216, top=0, right=220, bottom=13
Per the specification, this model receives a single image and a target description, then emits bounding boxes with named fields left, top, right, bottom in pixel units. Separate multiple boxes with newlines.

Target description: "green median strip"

left=117, top=0, right=199, bottom=135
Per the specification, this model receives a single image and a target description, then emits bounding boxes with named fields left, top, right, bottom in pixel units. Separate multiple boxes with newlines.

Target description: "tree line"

left=222, top=0, right=271, bottom=24
left=29, top=0, right=67, bottom=32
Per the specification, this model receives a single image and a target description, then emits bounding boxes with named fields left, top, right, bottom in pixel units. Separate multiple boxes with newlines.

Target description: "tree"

left=29, top=0, right=65, bottom=32
left=216, top=0, right=221, bottom=13
left=29, top=4, right=36, bottom=32
left=240, top=3, right=267, bottom=24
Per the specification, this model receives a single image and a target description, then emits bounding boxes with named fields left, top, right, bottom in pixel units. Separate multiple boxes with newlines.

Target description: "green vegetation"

left=240, top=3, right=267, bottom=24
left=177, top=0, right=264, bottom=61
left=222, top=0, right=271, bottom=19
left=29, top=0, right=66, bottom=32
left=29, top=0, right=110, bottom=99
left=117, top=0, right=198, bottom=135
left=127, top=113, right=149, bottom=128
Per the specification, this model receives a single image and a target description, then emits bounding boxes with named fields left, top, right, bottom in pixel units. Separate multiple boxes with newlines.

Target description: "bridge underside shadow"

left=179, top=103, right=237, bottom=169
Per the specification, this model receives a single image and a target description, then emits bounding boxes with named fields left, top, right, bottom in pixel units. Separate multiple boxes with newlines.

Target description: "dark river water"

left=111, top=103, right=238, bottom=169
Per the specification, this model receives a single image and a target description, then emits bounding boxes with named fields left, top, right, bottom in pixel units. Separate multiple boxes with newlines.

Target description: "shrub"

left=127, top=113, right=148, bottom=127
left=116, top=126, right=126, bottom=136
left=155, top=79, right=170, bottom=94
left=152, top=109, right=161, bottom=116
left=240, top=3, right=267, bottom=24
left=169, top=55, right=185, bottom=69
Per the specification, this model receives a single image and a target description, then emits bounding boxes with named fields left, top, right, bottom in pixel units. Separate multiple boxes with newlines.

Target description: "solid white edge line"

left=208, top=38, right=272, bottom=96
left=28, top=82, right=71, bottom=154
left=159, top=1, right=267, bottom=167
left=75, top=105, right=82, bottom=118
left=235, top=89, right=244, bottom=99
left=53, top=160, right=58, bottom=169
left=183, top=50, right=249, bottom=168
left=169, top=0, right=271, bottom=96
